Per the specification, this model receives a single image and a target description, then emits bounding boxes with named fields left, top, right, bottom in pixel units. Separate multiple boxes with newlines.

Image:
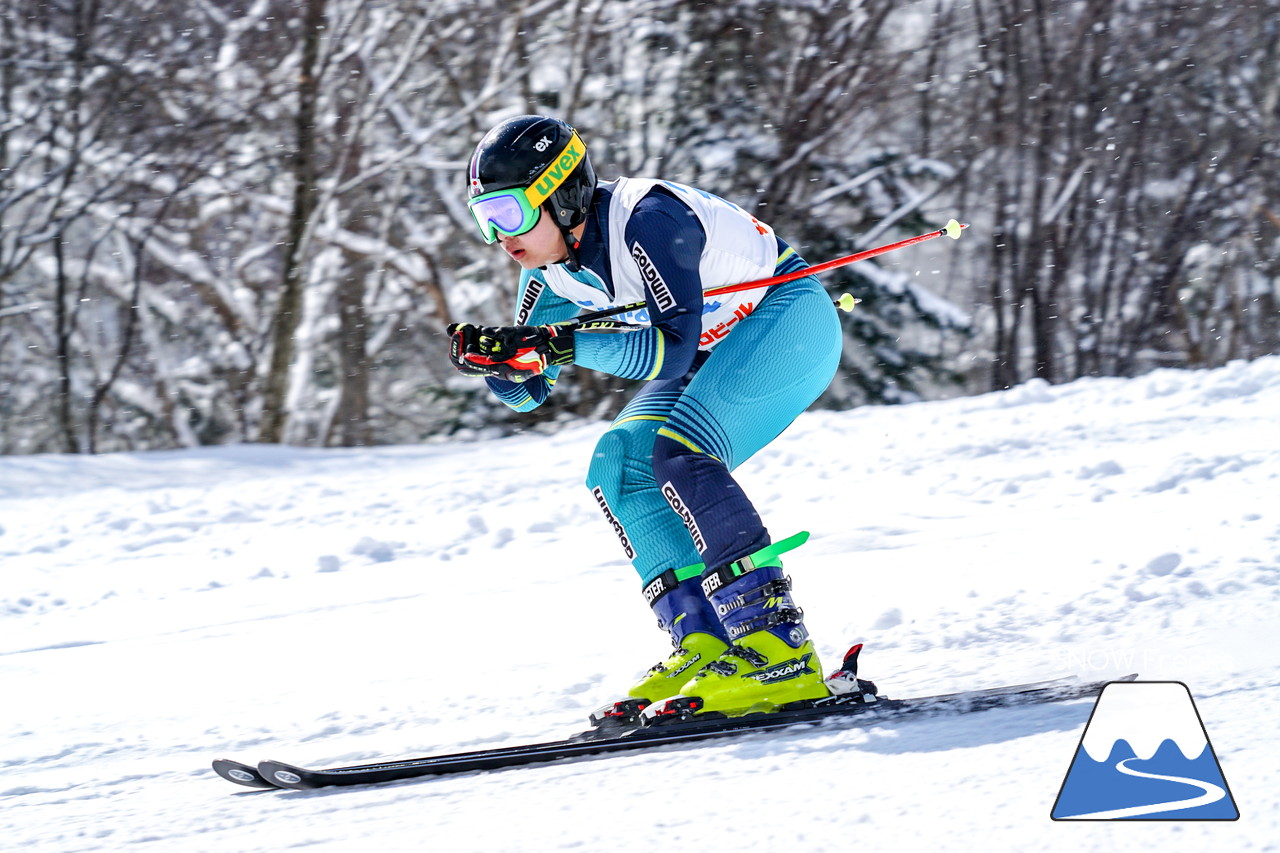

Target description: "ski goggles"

left=467, top=187, right=542, bottom=244
left=467, top=130, right=587, bottom=243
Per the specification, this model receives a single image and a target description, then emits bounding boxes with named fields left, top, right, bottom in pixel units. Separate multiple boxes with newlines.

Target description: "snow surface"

left=3, top=357, right=1279, bottom=851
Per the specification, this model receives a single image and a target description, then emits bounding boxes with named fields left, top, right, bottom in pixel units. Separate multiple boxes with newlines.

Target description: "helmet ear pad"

left=547, top=155, right=597, bottom=231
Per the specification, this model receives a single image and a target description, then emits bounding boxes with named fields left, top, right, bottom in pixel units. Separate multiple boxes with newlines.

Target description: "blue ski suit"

left=485, top=178, right=842, bottom=585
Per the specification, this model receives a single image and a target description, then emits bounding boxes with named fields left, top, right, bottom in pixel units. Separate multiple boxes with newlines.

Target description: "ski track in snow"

left=1, top=357, right=1278, bottom=851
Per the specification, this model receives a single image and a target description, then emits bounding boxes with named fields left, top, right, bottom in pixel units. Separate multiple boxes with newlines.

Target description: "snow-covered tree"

left=2, top=0, right=1274, bottom=455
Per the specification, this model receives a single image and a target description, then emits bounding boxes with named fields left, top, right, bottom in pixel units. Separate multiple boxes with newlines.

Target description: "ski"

left=217, top=672, right=1135, bottom=790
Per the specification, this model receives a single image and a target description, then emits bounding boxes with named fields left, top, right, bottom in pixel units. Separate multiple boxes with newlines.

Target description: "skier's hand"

left=447, top=323, right=502, bottom=378
left=447, top=323, right=574, bottom=383
left=477, top=325, right=575, bottom=379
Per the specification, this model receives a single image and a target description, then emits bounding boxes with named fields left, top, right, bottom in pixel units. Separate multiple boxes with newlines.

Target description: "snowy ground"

left=2, top=357, right=1278, bottom=852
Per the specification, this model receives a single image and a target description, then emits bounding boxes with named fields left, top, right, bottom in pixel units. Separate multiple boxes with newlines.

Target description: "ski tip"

left=944, top=219, right=966, bottom=240
left=212, top=758, right=276, bottom=789
left=259, top=760, right=313, bottom=789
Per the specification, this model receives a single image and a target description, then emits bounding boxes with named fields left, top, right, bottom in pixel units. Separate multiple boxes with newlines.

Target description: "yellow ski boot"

left=589, top=564, right=729, bottom=727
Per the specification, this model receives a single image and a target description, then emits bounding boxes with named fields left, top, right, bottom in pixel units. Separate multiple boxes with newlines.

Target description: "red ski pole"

left=568, top=219, right=967, bottom=329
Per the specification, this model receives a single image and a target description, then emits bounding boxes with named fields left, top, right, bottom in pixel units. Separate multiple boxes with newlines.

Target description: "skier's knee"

left=586, top=431, right=617, bottom=500
left=586, top=428, right=639, bottom=502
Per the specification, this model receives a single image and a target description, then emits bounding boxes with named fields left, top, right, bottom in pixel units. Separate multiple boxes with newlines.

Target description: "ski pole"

left=567, top=219, right=966, bottom=329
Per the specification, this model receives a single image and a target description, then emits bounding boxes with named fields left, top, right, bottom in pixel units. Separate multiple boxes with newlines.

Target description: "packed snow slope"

left=2, top=357, right=1278, bottom=852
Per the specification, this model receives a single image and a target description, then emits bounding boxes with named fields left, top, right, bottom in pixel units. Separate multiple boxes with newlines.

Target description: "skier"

left=448, top=115, right=842, bottom=718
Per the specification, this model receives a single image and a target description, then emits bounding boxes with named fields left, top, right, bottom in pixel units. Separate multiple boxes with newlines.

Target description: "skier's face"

left=498, top=212, right=567, bottom=270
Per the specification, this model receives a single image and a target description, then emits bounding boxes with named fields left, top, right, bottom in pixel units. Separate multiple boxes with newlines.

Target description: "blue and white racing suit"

left=485, top=178, right=842, bottom=585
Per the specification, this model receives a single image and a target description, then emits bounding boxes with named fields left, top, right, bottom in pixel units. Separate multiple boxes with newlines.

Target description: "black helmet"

left=466, top=115, right=597, bottom=233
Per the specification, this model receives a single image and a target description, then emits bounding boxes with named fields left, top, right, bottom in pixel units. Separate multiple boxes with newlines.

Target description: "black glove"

left=447, top=323, right=575, bottom=383
left=447, top=323, right=500, bottom=378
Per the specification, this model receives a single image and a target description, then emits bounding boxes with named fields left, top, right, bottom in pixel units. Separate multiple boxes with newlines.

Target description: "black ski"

left=218, top=673, right=1134, bottom=790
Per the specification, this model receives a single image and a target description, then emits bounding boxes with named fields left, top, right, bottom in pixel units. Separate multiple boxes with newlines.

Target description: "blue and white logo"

left=1052, top=681, right=1238, bottom=820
